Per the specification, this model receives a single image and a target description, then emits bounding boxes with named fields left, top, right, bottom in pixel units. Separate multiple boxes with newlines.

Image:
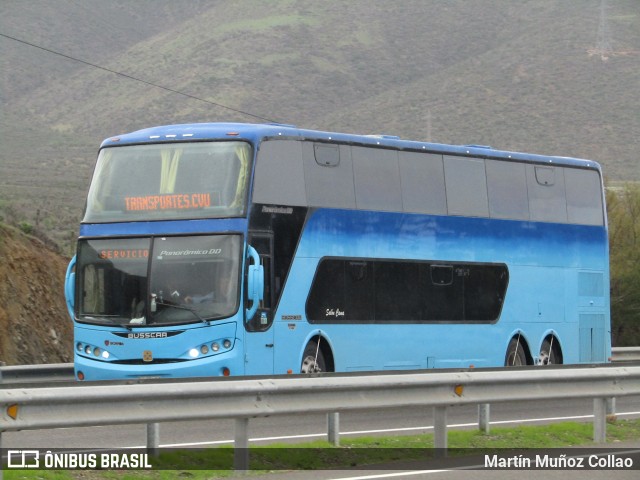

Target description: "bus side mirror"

left=65, top=255, right=76, bottom=321
left=245, top=245, right=264, bottom=321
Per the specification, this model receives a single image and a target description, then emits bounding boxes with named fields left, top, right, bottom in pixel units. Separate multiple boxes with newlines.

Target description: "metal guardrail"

left=0, top=363, right=73, bottom=384
left=612, top=346, right=640, bottom=362
left=1, top=364, right=640, bottom=471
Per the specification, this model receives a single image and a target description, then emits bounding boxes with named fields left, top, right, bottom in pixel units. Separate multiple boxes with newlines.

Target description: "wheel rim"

left=539, top=350, right=552, bottom=365
left=539, top=338, right=560, bottom=365
left=506, top=336, right=527, bottom=366
left=301, top=355, right=322, bottom=373
left=507, top=352, right=525, bottom=366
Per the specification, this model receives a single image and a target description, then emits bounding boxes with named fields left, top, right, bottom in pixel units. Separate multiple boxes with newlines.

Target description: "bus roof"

left=100, top=122, right=602, bottom=171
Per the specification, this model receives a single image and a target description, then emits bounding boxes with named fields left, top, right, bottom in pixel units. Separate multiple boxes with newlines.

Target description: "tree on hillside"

left=607, top=183, right=640, bottom=346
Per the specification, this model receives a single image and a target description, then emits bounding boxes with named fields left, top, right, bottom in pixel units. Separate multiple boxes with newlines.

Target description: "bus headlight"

left=189, top=339, right=232, bottom=359
left=78, top=343, right=111, bottom=360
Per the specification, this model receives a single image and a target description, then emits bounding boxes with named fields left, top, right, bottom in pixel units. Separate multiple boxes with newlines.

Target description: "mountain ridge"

left=1, top=0, right=638, bottom=252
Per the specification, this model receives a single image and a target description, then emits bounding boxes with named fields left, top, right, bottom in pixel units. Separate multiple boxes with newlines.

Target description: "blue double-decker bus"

left=65, top=123, right=610, bottom=380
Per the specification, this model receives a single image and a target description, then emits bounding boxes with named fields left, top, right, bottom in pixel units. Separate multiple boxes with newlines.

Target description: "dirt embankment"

left=0, top=223, right=73, bottom=365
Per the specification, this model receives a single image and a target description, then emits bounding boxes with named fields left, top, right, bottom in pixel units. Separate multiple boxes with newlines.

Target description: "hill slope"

left=0, top=0, right=639, bottom=253
left=0, top=224, right=72, bottom=365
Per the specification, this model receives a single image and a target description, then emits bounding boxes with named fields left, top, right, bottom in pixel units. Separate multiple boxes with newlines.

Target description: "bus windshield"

left=83, top=141, right=252, bottom=223
left=76, top=234, right=242, bottom=327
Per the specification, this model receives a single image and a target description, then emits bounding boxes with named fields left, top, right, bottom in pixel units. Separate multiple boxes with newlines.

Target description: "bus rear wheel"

left=505, top=337, right=527, bottom=366
left=301, top=340, right=326, bottom=373
left=539, top=337, right=562, bottom=365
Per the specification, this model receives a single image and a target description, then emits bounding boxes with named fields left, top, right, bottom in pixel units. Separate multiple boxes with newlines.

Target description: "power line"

left=0, top=32, right=278, bottom=123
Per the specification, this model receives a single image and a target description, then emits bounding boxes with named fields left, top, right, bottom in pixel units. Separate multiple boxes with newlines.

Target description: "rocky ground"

left=0, top=223, right=73, bottom=365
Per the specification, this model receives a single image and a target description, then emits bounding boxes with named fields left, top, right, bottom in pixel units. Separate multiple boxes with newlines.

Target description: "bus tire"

left=301, top=340, right=326, bottom=373
left=505, top=337, right=527, bottom=366
left=539, top=336, right=562, bottom=365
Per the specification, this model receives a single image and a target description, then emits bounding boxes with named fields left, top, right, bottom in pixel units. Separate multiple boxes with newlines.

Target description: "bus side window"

left=526, top=165, right=567, bottom=223
left=345, top=261, right=373, bottom=320
left=431, top=265, right=453, bottom=286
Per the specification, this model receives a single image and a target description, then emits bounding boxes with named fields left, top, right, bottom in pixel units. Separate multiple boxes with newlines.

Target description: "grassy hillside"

left=1, top=0, right=639, bottom=251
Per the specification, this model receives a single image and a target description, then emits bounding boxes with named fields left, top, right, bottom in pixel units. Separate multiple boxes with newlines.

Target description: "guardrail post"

left=147, top=423, right=160, bottom=457
left=234, top=417, right=249, bottom=473
left=433, top=406, right=448, bottom=455
left=606, top=397, right=616, bottom=417
left=327, top=412, right=340, bottom=446
left=593, top=398, right=607, bottom=443
left=478, top=403, right=490, bottom=434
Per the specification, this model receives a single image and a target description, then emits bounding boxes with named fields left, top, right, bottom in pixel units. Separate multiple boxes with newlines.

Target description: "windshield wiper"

left=155, top=300, right=209, bottom=324
left=81, top=315, right=133, bottom=331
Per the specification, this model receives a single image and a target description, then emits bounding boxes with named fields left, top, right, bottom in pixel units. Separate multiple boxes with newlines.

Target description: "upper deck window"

left=83, top=141, right=253, bottom=223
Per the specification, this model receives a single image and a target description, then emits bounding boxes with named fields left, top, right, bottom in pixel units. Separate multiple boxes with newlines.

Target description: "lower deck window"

left=306, top=258, right=509, bottom=323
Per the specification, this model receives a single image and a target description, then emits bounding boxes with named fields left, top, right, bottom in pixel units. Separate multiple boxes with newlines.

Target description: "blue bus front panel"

left=74, top=320, right=241, bottom=380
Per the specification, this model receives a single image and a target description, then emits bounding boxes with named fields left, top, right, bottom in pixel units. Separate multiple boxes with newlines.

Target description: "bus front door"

left=243, top=236, right=275, bottom=375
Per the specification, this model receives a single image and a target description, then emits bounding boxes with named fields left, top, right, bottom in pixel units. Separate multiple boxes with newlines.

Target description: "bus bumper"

left=74, top=349, right=243, bottom=381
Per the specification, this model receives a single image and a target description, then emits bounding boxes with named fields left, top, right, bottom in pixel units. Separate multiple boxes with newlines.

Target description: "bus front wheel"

left=505, top=337, right=527, bottom=366
left=301, top=340, right=326, bottom=373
